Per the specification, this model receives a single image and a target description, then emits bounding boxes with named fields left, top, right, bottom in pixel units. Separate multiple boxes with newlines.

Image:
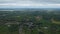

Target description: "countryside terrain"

left=0, top=8, right=60, bottom=34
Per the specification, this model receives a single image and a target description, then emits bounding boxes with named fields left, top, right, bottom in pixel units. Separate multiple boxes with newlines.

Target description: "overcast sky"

left=0, top=0, right=60, bottom=8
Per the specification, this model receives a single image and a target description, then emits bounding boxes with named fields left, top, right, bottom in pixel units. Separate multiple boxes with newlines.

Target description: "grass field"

left=52, top=19, right=60, bottom=24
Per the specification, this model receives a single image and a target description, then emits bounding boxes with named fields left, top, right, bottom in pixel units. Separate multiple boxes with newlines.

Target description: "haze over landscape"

left=0, top=0, right=60, bottom=34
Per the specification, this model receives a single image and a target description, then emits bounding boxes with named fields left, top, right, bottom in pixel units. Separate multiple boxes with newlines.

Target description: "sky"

left=0, top=0, right=60, bottom=8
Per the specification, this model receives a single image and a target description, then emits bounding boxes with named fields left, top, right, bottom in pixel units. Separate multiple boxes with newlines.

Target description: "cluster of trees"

left=0, top=10, right=60, bottom=34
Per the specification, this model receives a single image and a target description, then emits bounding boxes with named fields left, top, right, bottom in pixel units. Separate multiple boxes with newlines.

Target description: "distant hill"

left=0, top=8, right=60, bottom=11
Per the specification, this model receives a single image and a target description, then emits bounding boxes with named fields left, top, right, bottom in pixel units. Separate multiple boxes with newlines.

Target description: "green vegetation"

left=0, top=10, right=60, bottom=34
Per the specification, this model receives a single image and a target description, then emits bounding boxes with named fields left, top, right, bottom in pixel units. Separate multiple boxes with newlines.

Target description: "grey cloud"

left=31, top=0, right=60, bottom=4
left=0, top=0, right=60, bottom=4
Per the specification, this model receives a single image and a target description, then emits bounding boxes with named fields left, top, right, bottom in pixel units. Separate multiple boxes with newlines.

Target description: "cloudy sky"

left=0, top=0, right=60, bottom=8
